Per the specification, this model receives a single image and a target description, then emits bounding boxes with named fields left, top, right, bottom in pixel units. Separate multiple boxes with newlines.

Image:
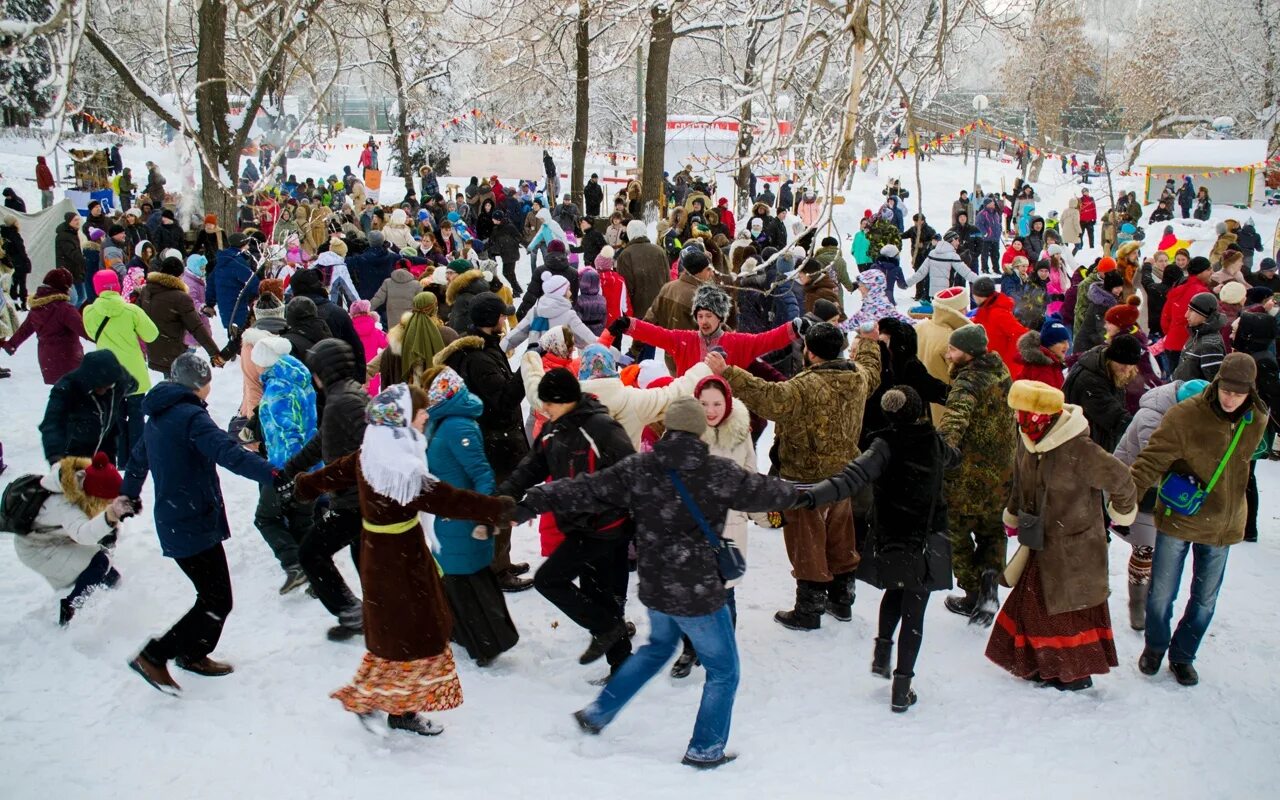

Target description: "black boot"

left=671, top=640, right=699, bottom=679
left=871, top=638, right=893, bottom=679
left=1047, top=676, right=1093, bottom=691
left=327, top=605, right=363, bottom=642
left=774, top=580, right=825, bottom=631
left=891, top=673, right=917, bottom=713
left=969, top=569, right=1000, bottom=627
left=944, top=590, right=978, bottom=617
left=826, top=572, right=856, bottom=621
left=388, top=712, right=444, bottom=736
left=579, top=621, right=628, bottom=665
left=1169, top=661, right=1199, bottom=686
left=1138, top=648, right=1163, bottom=675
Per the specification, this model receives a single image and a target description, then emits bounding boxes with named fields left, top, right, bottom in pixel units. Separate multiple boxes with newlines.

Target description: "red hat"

left=694, top=375, right=734, bottom=426
left=1096, top=256, right=1118, bottom=273
left=204, top=214, right=218, bottom=225
left=717, top=197, right=728, bottom=206
left=43, top=268, right=74, bottom=294
left=1104, top=297, right=1141, bottom=330
left=863, top=209, right=873, bottom=218
left=82, top=452, right=123, bottom=500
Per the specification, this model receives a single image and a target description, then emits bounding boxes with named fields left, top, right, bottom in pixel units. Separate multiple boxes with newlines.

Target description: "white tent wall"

left=5, top=199, right=77, bottom=285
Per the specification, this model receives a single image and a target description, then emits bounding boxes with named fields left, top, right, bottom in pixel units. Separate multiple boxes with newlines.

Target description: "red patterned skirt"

left=331, top=647, right=464, bottom=715
left=985, top=555, right=1117, bottom=682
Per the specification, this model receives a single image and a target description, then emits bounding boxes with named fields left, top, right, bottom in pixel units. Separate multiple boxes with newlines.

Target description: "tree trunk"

left=382, top=7, right=415, bottom=198
left=640, top=6, right=674, bottom=214
left=734, top=27, right=761, bottom=216
left=571, top=1, right=590, bottom=215
left=194, top=0, right=236, bottom=222
left=835, top=2, right=869, bottom=183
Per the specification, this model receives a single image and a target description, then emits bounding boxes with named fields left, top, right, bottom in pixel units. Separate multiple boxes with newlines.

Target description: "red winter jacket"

left=973, top=292, right=1028, bottom=372
left=3, top=286, right=88, bottom=384
left=627, top=317, right=795, bottom=377
left=598, top=269, right=632, bottom=327
left=1011, top=337, right=1066, bottom=388
left=1078, top=195, right=1097, bottom=224
left=35, top=157, right=55, bottom=191
left=1160, top=273, right=1211, bottom=353
left=717, top=203, right=736, bottom=238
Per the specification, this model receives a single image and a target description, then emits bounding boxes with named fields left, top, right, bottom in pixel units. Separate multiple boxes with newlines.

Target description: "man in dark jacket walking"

left=615, top=220, right=669, bottom=323
left=284, top=339, right=370, bottom=640
left=1063, top=334, right=1141, bottom=452
left=206, top=233, right=259, bottom=332
left=511, top=397, right=801, bottom=769
left=437, top=292, right=534, bottom=591
left=39, top=350, right=136, bottom=465
left=122, top=354, right=278, bottom=693
left=499, top=368, right=637, bottom=671
left=584, top=174, right=605, bottom=218
left=55, top=213, right=88, bottom=306
left=289, top=268, right=366, bottom=382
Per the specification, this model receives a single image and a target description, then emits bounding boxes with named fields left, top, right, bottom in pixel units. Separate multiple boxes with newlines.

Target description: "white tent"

left=5, top=198, right=77, bottom=285
left=1134, top=139, right=1267, bottom=206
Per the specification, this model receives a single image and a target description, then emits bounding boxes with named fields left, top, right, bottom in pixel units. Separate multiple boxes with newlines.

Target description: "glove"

left=792, top=489, right=816, bottom=510
left=791, top=316, right=813, bottom=337
left=511, top=503, right=536, bottom=526
left=607, top=316, right=631, bottom=339
left=109, top=496, right=137, bottom=522
left=273, top=470, right=296, bottom=499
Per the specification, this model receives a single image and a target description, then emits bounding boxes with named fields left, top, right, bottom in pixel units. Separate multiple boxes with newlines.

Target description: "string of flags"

left=72, top=107, right=139, bottom=139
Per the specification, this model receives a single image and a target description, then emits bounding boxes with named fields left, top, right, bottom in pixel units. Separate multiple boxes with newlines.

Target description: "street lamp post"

left=972, top=94, right=989, bottom=199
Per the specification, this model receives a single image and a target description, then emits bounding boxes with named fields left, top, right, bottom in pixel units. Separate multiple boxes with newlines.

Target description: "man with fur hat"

left=707, top=322, right=882, bottom=630
left=613, top=281, right=801, bottom=377
left=1129, top=353, right=1267, bottom=686
left=640, top=244, right=716, bottom=333
left=938, top=323, right=1017, bottom=626
left=1063, top=333, right=1142, bottom=451
left=916, top=286, right=974, bottom=424
left=435, top=292, right=534, bottom=592
left=1172, top=292, right=1227, bottom=383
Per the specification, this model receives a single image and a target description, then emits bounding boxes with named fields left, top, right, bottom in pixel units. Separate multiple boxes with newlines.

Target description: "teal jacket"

left=427, top=387, right=497, bottom=574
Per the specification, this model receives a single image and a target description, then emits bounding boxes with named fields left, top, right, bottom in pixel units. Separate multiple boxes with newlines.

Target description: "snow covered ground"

left=2, top=140, right=1279, bottom=798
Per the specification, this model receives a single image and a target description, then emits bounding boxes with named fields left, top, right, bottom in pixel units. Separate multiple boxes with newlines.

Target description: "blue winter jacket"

left=426, top=388, right=497, bottom=575
left=259, top=355, right=318, bottom=469
left=347, top=244, right=397, bottom=300
left=208, top=247, right=259, bottom=331
left=122, top=381, right=276, bottom=558
left=977, top=200, right=1003, bottom=242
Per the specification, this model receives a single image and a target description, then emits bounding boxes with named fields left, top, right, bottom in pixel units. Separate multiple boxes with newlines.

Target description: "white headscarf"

left=537, top=207, right=567, bottom=243
left=358, top=383, right=434, bottom=505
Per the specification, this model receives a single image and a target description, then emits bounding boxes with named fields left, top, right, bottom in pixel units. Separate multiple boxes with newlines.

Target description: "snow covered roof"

left=1134, top=139, right=1269, bottom=169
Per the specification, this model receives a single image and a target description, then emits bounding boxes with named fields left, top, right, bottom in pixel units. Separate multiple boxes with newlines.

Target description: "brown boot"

left=176, top=656, right=235, bottom=676
left=129, top=650, right=182, bottom=695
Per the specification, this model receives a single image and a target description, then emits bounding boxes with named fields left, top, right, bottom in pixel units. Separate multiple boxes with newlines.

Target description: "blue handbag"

left=1158, top=412, right=1250, bottom=517
left=666, top=469, right=746, bottom=583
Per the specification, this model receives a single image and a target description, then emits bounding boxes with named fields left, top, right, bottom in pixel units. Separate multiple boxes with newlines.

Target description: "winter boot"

left=279, top=567, right=309, bottom=596
left=1169, top=661, right=1199, bottom=687
left=671, top=641, right=700, bottom=679
left=826, top=572, right=856, bottom=622
left=579, top=621, right=628, bottom=665
left=59, top=598, right=76, bottom=627
left=871, top=638, right=893, bottom=679
left=507, top=562, right=531, bottom=577
left=497, top=571, right=534, bottom=593
left=175, top=656, right=235, bottom=676
left=388, top=713, right=444, bottom=736
left=1138, top=648, right=1163, bottom=676
left=1047, top=676, right=1093, bottom=691
left=774, top=580, right=825, bottom=631
left=682, top=753, right=738, bottom=770
left=573, top=709, right=602, bottom=735
left=944, top=590, right=978, bottom=618
left=1127, top=582, right=1148, bottom=631
left=128, top=649, right=182, bottom=695
left=969, top=569, right=1000, bottom=627
left=327, top=605, right=364, bottom=642
left=890, top=673, right=918, bottom=713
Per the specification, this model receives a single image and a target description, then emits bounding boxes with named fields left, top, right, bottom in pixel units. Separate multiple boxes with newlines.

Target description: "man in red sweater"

left=971, top=277, right=1028, bottom=371
left=1159, top=256, right=1213, bottom=376
left=607, top=283, right=803, bottom=377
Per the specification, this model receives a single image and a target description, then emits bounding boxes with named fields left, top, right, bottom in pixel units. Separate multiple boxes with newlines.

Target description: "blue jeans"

left=1145, top=532, right=1230, bottom=664
left=580, top=605, right=739, bottom=762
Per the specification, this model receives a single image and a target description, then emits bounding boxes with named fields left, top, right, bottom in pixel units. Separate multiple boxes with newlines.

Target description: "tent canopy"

left=1134, top=139, right=1268, bottom=169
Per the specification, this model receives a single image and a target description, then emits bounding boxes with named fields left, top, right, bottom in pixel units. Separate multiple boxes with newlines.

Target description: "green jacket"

left=851, top=231, right=871, bottom=266
left=813, top=245, right=856, bottom=293
left=1072, top=269, right=1102, bottom=333
left=82, top=290, right=160, bottom=394
left=938, top=351, right=1016, bottom=518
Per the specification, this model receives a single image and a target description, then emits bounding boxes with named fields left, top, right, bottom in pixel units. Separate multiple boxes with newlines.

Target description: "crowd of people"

left=0, top=147, right=1277, bottom=770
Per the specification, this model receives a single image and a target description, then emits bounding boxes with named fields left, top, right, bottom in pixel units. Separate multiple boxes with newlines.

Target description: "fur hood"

left=700, top=399, right=751, bottom=454
left=432, top=334, right=485, bottom=366
left=445, top=268, right=487, bottom=305
left=386, top=318, right=408, bottom=355
left=1016, top=330, right=1056, bottom=366
left=27, top=291, right=70, bottom=309
left=1019, top=402, right=1089, bottom=453
left=145, top=271, right=188, bottom=292
left=43, top=457, right=110, bottom=519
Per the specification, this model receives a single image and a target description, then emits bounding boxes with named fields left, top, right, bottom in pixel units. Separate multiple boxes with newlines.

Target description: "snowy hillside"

left=1, top=148, right=1279, bottom=799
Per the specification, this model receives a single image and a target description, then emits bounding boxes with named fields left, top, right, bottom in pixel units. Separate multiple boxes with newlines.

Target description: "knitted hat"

left=186, top=253, right=208, bottom=277
left=204, top=214, right=218, bottom=225
left=255, top=292, right=285, bottom=319
left=1007, top=380, right=1065, bottom=415
left=1219, top=282, right=1247, bottom=306
left=578, top=344, right=619, bottom=380
left=349, top=299, right=373, bottom=317
left=691, top=283, right=732, bottom=322
left=804, top=322, right=846, bottom=361
left=170, top=352, right=213, bottom=390
left=972, top=277, right=996, bottom=298
left=1186, top=256, right=1211, bottom=276
left=593, top=251, right=615, bottom=271
left=87, top=227, right=106, bottom=243
left=680, top=247, right=710, bottom=274
left=471, top=291, right=514, bottom=328
left=1096, top=256, right=1117, bottom=273
left=879, top=244, right=900, bottom=259
left=1176, top=379, right=1209, bottom=402
left=547, top=239, right=567, bottom=254
left=447, top=258, right=472, bottom=274
left=1104, top=298, right=1140, bottom=330
left=1217, top=352, right=1257, bottom=394
left=949, top=324, right=988, bottom=356
left=598, top=245, right=615, bottom=262
left=161, top=209, right=175, bottom=221
left=541, top=272, right=570, bottom=297
left=880, top=385, right=924, bottom=424
left=251, top=335, right=293, bottom=368
left=1104, top=333, right=1143, bottom=365
left=108, top=224, right=126, bottom=237
left=813, top=299, right=842, bottom=322
left=933, top=285, right=970, bottom=313
left=92, top=269, right=121, bottom=294
left=538, top=367, right=582, bottom=404
left=329, top=238, right=348, bottom=258
left=1245, top=286, right=1273, bottom=306
left=637, top=359, right=670, bottom=389
left=1259, top=257, right=1277, bottom=273
left=1040, top=320, right=1071, bottom=349
left=425, top=366, right=466, bottom=409
left=81, top=452, right=123, bottom=500
left=367, top=230, right=385, bottom=248
left=663, top=396, right=707, bottom=436
left=1189, top=292, right=1219, bottom=318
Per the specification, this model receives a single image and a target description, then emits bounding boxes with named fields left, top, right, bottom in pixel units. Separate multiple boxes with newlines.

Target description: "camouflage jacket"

left=938, top=351, right=1016, bottom=517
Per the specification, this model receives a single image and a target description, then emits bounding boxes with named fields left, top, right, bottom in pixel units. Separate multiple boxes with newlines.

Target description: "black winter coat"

left=291, top=274, right=366, bottom=382
left=55, top=222, right=86, bottom=280
left=498, top=396, right=635, bottom=537
left=1, top=223, right=31, bottom=275
left=283, top=298, right=333, bottom=362
left=1140, top=263, right=1177, bottom=338
left=860, top=322, right=950, bottom=448
left=584, top=181, right=605, bottom=217
left=285, top=338, right=367, bottom=510
left=1063, top=346, right=1131, bottom=452
left=149, top=221, right=185, bottom=255
left=435, top=330, right=529, bottom=479
left=573, top=227, right=607, bottom=270
left=39, top=350, right=137, bottom=463
left=487, top=221, right=522, bottom=263
left=520, top=431, right=798, bottom=616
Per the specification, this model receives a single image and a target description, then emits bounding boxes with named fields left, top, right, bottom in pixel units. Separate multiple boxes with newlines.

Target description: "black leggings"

left=878, top=589, right=930, bottom=678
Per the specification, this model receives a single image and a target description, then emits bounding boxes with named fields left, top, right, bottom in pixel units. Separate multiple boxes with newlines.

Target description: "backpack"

left=0, top=474, right=52, bottom=535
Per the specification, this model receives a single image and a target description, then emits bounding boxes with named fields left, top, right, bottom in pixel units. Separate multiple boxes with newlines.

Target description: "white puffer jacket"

left=13, top=464, right=115, bottom=589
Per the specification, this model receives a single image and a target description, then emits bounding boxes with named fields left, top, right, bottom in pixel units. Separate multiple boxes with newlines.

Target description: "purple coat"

left=4, top=286, right=88, bottom=384
left=181, top=271, right=213, bottom=347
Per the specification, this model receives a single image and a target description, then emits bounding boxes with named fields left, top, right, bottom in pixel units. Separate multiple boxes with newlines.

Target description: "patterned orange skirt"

left=331, top=647, right=464, bottom=715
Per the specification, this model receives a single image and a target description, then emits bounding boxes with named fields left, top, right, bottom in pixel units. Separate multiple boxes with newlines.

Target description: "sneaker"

left=1169, top=661, right=1199, bottom=686
left=681, top=753, right=738, bottom=770
left=279, top=567, right=309, bottom=596
left=175, top=656, right=234, bottom=676
left=128, top=650, right=182, bottom=695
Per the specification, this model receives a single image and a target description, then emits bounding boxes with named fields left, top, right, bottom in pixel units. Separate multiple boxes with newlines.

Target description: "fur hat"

left=949, top=324, right=988, bottom=356
left=1007, top=380, right=1065, bottom=415
left=251, top=335, right=293, bottom=369
left=1102, top=271, right=1125, bottom=292
left=1104, top=333, right=1143, bottom=365
left=1040, top=320, right=1070, bottom=349
left=663, top=396, right=707, bottom=437
left=1217, top=352, right=1257, bottom=394
left=626, top=220, right=647, bottom=241
left=804, top=322, right=846, bottom=361
left=258, top=278, right=286, bottom=301
left=1189, top=292, right=1219, bottom=318
left=538, top=367, right=581, bottom=404
left=1104, top=298, right=1141, bottom=330
left=933, top=285, right=970, bottom=313
left=880, top=385, right=924, bottom=425
left=329, top=238, right=348, bottom=257
left=81, top=452, right=123, bottom=500
left=92, top=269, right=121, bottom=294
left=1222, top=250, right=1244, bottom=270
left=1219, top=282, right=1247, bottom=306
left=691, top=283, right=732, bottom=322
